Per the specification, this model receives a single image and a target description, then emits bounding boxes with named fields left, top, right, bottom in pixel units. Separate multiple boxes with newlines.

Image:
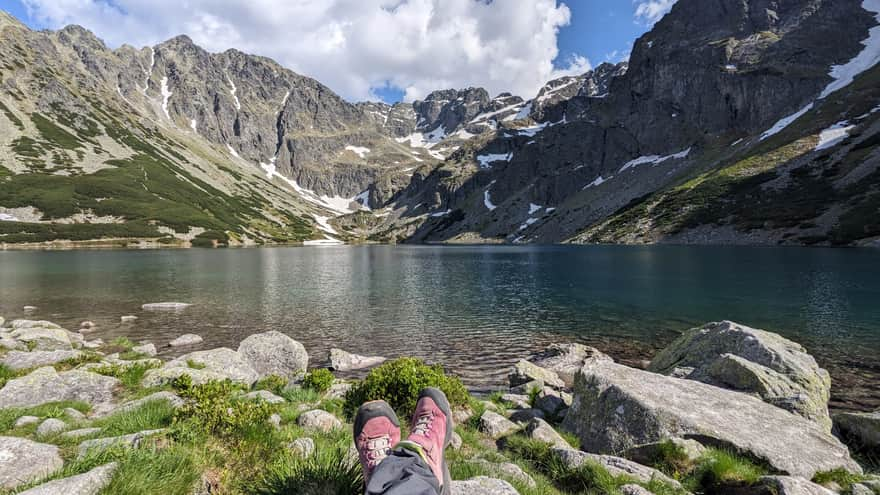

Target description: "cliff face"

left=1, top=0, right=879, bottom=247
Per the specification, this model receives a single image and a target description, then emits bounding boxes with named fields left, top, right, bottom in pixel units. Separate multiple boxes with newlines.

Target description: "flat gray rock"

left=9, top=326, right=72, bottom=351
left=61, top=428, right=103, bottom=440
left=17, top=462, right=117, bottom=495
left=168, top=334, right=202, bottom=347
left=509, top=360, right=564, bottom=390
left=77, top=429, right=165, bottom=459
left=165, top=348, right=259, bottom=386
left=499, top=394, right=531, bottom=410
left=552, top=448, right=681, bottom=488
left=328, top=348, right=386, bottom=371
left=450, top=476, right=519, bottom=495
left=141, top=367, right=230, bottom=388
left=648, top=321, right=833, bottom=431
left=479, top=411, right=519, bottom=439
left=833, top=410, right=880, bottom=449
left=0, top=367, right=119, bottom=410
left=10, top=320, right=61, bottom=330
left=1, top=350, right=83, bottom=370
left=562, top=357, right=861, bottom=478
left=131, top=343, right=157, bottom=357
left=142, top=302, right=190, bottom=311
left=0, top=436, right=63, bottom=489
left=238, top=331, right=308, bottom=379
left=469, top=459, right=535, bottom=487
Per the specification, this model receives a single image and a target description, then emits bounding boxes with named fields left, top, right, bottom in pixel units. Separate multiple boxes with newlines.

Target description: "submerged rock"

left=509, top=360, right=564, bottom=390
left=17, top=462, right=117, bottom=495
left=120, top=315, right=138, bottom=323
left=562, top=356, right=860, bottom=478
left=648, top=321, right=832, bottom=431
left=142, top=302, right=191, bottom=310
left=530, top=344, right=612, bottom=388
left=328, top=348, right=386, bottom=371
left=9, top=326, right=72, bottom=351
left=168, top=334, right=202, bottom=347
left=238, top=331, right=308, bottom=379
left=0, top=367, right=119, bottom=410
left=833, top=410, right=880, bottom=450
left=0, top=436, right=63, bottom=489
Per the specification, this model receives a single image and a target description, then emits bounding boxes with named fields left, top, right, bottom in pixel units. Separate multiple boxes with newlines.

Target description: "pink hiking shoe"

left=354, top=400, right=401, bottom=484
left=405, top=388, right=454, bottom=494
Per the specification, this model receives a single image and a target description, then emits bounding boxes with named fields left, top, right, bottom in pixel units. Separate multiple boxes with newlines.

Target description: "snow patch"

left=476, top=152, right=513, bottom=169
left=483, top=181, right=498, bottom=211
left=528, top=203, right=542, bottom=215
left=430, top=209, right=452, bottom=217
left=227, top=73, right=241, bottom=111
left=345, top=145, right=371, bottom=158
left=619, top=148, right=691, bottom=173
left=160, top=76, right=172, bottom=120
left=583, top=175, right=611, bottom=189
left=470, top=102, right=526, bottom=123
left=313, top=215, right=338, bottom=235
left=304, top=239, right=344, bottom=246
left=760, top=103, right=814, bottom=140
left=190, top=119, right=197, bottom=133
left=510, top=101, right=533, bottom=121
left=259, top=161, right=358, bottom=216
left=142, top=47, right=154, bottom=95
left=0, top=213, right=19, bottom=222
left=815, top=121, right=856, bottom=151
left=354, top=190, right=371, bottom=209
left=518, top=217, right=539, bottom=231
left=226, top=144, right=240, bottom=158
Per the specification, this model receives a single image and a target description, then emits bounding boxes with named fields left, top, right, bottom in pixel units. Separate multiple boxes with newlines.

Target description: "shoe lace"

left=360, top=434, right=393, bottom=469
left=411, top=412, right=434, bottom=438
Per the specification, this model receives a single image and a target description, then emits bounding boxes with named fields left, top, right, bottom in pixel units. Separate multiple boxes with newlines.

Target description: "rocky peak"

left=413, top=87, right=491, bottom=133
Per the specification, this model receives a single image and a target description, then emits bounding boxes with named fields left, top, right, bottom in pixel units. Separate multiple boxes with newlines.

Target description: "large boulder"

left=0, top=367, right=119, bottom=410
left=833, top=410, right=880, bottom=450
left=328, top=348, right=386, bottom=371
left=530, top=344, right=612, bottom=388
left=0, top=436, right=63, bottom=489
left=141, top=367, right=231, bottom=388
left=450, top=477, right=519, bottom=495
left=17, top=462, right=117, bottom=495
left=238, top=331, right=308, bottom=379
left=562, top=357, right=861, bottom=478
left=648, top=321, right=832, bottom=431
left=165, top=348, right=259, bottom=386
left=1, top=350, right=83, bottom=370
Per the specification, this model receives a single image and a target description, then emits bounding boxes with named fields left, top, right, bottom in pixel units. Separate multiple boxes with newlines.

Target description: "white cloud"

left=21, top=0, right=590, bottom=102
left=633, top=0, right=677, bottom=25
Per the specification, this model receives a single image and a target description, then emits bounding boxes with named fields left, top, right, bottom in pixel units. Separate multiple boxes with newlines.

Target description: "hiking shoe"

left=406, top=388, right=454, bottom=493
left=354, top=400, right=401, bottom=483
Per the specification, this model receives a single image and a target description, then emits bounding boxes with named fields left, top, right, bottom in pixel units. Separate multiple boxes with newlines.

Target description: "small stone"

left=500, top=394, right=531, bottom=409
left=168, top=333, right=202, bottom=347
left=450, top=477, right=519, bottom=495
left=325, top=381, right=353, bottom=400
left=452, top=406, right=475, bottom=425
left=61, top=427, right=103, bottom=440
left=36, top=418, right=67, bottom=437
left=268, top=413, right=282, bottom=429
left=479, top=411, right=519, bottom=439
left=620, top=485, right=654, bottom=495
left=120, top=315, right=138, bottom=323
left=328, top=348, right=386, bottom=371
left=534, top=387, right=571, bottom=422
left=16, top=462, right=117, bottom=495
left=297, top=410, right=343, bottom=432
left=450, top=431, right=463, bottom=450
left=525, top=418, right=570, bottom=449
left=289, top=437, right=315, bottom=457
left=14, top=415, right=40, bottom=428
left=131, top=343, right=157, bottom=357
left=0, top=437, right=63, bottom=489
left=244, top=390, right=286, bottom=404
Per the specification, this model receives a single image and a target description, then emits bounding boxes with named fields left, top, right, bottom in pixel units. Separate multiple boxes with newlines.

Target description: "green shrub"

left=173, top=379, right=272, bottom=437
left=254, top=375, right=288, bottom=396
left=812, top=468, right=869, bottom=493
left=343, top=358, right=469, bottom=420
left=302, top=369, right=334, bottom=394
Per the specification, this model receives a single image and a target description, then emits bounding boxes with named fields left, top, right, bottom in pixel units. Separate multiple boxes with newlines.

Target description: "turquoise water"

left=1, top=245, right=878, bottom=410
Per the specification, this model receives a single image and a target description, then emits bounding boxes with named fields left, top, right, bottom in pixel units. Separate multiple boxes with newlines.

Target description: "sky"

left=0, top=0, right=676, bottom=103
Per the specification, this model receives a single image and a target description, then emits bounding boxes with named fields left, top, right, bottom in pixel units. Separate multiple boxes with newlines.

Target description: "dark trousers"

left=364, top=447, right=441, bottom=495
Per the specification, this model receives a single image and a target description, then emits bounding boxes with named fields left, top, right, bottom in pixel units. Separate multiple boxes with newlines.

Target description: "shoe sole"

left=417, top=388, right=453, bottom=495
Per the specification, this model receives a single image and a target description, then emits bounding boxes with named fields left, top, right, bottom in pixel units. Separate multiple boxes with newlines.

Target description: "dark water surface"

left=1, top=245, right=878, bottom=410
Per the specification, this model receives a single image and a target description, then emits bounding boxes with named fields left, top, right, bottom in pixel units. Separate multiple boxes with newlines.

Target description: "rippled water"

left=1, top=245, right=878, bottom=410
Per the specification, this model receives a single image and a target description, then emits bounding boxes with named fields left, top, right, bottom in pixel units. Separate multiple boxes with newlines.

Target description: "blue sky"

left=1, top=0, right=670, bottom=103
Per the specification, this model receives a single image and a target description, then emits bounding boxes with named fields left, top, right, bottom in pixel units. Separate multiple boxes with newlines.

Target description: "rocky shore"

left=0, top=315, right=877, bottom=494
